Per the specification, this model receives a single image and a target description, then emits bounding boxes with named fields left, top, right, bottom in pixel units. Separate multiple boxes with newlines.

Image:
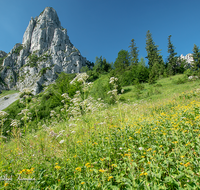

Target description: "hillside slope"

left=1, top=74, right=200, bottom=189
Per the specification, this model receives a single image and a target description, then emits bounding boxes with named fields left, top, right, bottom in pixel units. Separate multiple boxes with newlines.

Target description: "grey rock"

left=0, top=51, right=7, bottom=58
left=0, top=7, right=93, bottom=95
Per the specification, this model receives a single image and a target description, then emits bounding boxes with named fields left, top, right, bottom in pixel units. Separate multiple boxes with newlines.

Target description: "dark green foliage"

left=3, top=73, right=80, bottom=137
left=167, top=35, right=178, bottom=75
left=118, top=70, right=133, bottom=86
left=13, top=44, right=23, bottom=55
left=192, top=44, right=200, bottom=71
left=93, top=56, right=111, bottom=74
left=86, top=56, right=111, bottom=82
left=39, top=67, right=51, bottom=76
left=129, top=39, right=139, bottom=66
left=176, top=59, right=187, bottom=74
left=114, top=50, right=130, bottom=74
left=116, top=57, right=149, bottom=86
left=145, top=30, right=164, bottom=82
left=134, top=58, right=149, bottom=83
left=35, top=73, right=80, bottom=119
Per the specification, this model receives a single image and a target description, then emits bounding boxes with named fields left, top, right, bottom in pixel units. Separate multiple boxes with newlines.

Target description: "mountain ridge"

left=0, top=7, right=93, bottom=94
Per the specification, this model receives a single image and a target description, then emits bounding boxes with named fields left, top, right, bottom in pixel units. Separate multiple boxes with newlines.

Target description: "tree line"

left=82, top=30, right=200, bottom=86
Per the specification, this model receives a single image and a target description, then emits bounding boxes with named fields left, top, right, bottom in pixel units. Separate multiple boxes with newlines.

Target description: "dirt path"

left=0, top=93, right=20, bottom=111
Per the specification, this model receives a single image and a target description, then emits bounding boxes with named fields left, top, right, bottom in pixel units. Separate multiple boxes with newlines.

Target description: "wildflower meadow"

left=0, top=73, right=200, bottom=189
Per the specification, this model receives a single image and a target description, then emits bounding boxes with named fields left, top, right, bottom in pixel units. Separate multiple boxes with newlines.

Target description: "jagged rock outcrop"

left=0, top=7, right=93, bottom=94
left=0, top=51, right=7, bottom=58
left=180, top=53, right=194, bottom=64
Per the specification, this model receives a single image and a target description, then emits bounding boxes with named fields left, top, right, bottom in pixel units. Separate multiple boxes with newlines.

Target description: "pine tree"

left=167, top=35, right=177, bottom=75
left=129, top=39, right=139, bottom=67
left=145, top=30, right=164, bottom=82
left=192, top=44, right=200, bottom=71
left=114, top=50, right=130, bottom=74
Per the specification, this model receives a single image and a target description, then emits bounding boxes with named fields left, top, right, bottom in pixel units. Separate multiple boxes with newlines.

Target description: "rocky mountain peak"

left=22, top=7, right=63, bottom=54
left=38, top=7, right=61, bottom=28
left=0, top=7, right=93, bottom=94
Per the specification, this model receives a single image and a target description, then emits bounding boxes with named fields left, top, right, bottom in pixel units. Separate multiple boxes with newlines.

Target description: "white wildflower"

left=59, top=140, right=65, bottom=144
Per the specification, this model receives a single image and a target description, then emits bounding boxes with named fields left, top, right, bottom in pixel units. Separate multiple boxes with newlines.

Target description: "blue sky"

left=0, top=0, right=200, bottom=64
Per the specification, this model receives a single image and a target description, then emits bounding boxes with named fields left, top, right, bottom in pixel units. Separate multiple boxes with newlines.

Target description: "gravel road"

left=0, top=93, right=20, bottom=111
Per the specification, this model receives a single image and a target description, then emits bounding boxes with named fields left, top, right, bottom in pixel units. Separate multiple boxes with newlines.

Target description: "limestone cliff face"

left=0, top=7, right=93, bottom=94
left=0, top=51, right=7, bottom=58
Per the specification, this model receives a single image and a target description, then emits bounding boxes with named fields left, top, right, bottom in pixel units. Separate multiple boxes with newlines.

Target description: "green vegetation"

left=1, top=73, right=200, bottom=189
left=39, top=67, right=51, bottom=76
left=13, top=44, right=23, bottom=55
left=167, top=35, right=178, bottom=75
left=26, top=54, right=39, bottom=67
left=1, top=28, right=200, bottom=188
left=0, top=90, right=19, bottom=98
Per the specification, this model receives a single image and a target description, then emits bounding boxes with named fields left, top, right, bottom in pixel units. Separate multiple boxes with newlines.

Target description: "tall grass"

left=1, top=75, right=200, bottom=189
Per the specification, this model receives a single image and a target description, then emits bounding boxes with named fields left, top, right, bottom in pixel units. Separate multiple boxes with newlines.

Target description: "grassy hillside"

left=1, top=74, right=200, bottom=189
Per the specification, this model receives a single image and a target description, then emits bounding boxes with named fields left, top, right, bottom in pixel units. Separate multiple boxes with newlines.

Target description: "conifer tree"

left=114, top=50, right=130, bottom=74
left=192, top=44, right=200, bottom=71
left=167, top=35, right=177, bottom=75
left=145, top=30, right=164, bottom=83
left=129, top=39, right=139, bottom=67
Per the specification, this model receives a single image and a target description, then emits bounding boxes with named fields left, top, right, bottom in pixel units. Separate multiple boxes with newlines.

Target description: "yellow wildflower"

left=186, top=142, right=191, bottom=146
left=184, top=162, right=190, bottom=167
left=54, top=165, right=61, bottom=170
left=81, top=182, right=85, bottom=185
left=108, top=176, right=113, bottom=181
left=85, top=163, right=90, bottom=168
left=75, top=167, right=81, bottom=172
left=4, top=183, right=9, bottom=187
left=99, top=169, right=106, bottom=173
left=140, top=172, right=148, bottom=176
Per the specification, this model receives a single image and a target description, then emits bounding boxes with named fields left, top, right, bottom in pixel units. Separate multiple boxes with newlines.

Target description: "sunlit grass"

left=1, top=75, right=200, bottom=189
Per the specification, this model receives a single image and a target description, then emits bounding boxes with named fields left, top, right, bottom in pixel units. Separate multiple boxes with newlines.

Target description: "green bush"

left=90, top=75, right=121, bottom=104
left=184, top=69, right=193, bottom=77
left=173, top=76, right=188, bottom=85
left=27, top=54, right=39, bottom=67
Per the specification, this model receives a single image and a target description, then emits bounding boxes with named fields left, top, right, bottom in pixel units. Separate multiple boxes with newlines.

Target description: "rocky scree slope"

left=0, top=7, right=93, bottom=94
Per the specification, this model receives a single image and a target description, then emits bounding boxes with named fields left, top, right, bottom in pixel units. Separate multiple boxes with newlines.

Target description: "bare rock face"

left=0, top=7, right=93, bottom=94
left=0, top=51, right=7, bottom=58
